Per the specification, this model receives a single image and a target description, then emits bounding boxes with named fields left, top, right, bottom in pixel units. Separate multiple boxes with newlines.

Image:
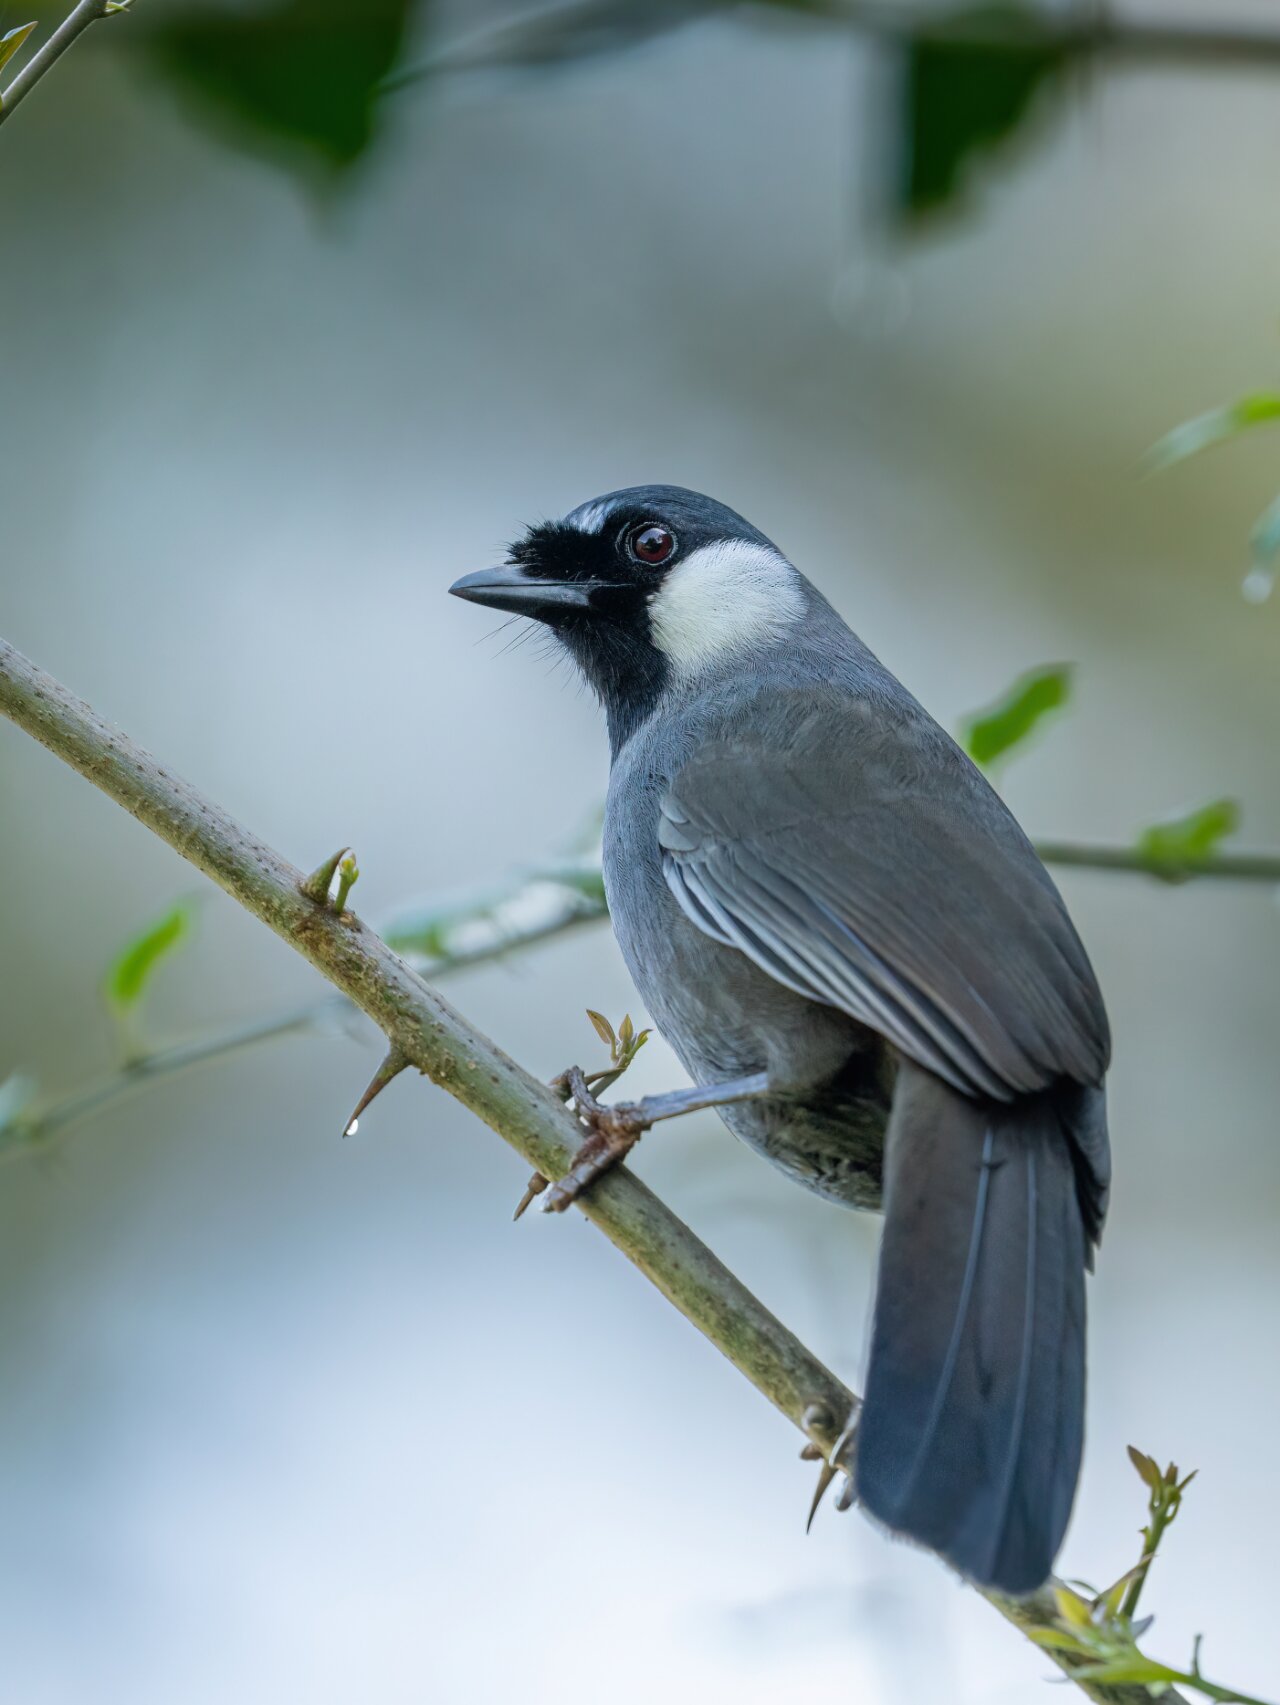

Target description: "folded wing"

left=658, top=701, right=1109, bottom=1105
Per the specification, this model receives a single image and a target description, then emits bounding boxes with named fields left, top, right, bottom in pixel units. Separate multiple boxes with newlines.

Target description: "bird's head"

left=449, top=485, right=808, bottom=745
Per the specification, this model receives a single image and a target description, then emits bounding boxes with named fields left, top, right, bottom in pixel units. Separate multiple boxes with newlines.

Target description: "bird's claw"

left=510, top=1065, right=650, bottom=1218
left=804, top=1402, right=860, bottom=1530
left=542, top=1065, right=648, bottom=1212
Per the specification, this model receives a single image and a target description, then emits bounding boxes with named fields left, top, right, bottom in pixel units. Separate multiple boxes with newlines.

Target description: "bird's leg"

left=534, top=1067, right=774, bottom=1214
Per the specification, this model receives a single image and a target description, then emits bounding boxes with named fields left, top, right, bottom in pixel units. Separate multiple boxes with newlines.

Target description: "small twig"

left=0, top=0, right=127, bottom=128
left=1033, top=842, right=1280, bottom=884
left=333, top=853, right=360, bottom=915
left=3, top=1001, right=332, bottom=1154
left=301, top=847, right=350, bottom=907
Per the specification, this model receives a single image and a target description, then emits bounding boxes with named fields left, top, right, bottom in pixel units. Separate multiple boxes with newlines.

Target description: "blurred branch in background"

left=0, top=857, right=608, bottom=1156
left=389, top=1, right=1280, bottom=222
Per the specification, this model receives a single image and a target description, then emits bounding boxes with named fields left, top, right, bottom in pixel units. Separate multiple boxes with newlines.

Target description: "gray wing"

left=658, top=704, right=1109, bottom=1103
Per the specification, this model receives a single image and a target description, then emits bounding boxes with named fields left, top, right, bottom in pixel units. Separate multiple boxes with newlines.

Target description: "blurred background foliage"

left=3, top=2, right=1280, bottom=1703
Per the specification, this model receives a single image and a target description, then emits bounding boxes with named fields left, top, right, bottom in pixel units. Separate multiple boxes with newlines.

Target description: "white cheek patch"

left=564, top=499, right=615, bottom=535
left=648, top=539, right=805, bottom=674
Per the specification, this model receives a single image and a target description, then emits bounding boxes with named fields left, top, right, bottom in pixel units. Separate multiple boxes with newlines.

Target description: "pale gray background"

left=2, top=4, right=1279, bottom=1701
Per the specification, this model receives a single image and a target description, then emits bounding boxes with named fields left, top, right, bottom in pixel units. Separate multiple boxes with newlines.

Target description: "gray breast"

left=602, top=702, right=892, bottom=1210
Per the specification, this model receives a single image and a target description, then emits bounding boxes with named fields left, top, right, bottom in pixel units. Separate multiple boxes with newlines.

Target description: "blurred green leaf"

left=149, top=0, right=413, bottom=179
left=1053, top=1585, right=1093, bottom=1629
left=105, top=900, right=197, bottom=1012
left=961, top=663, right=1072, bottom=768
left=1074, top=1659, right=1184, bottom=1686
left=0, top=22, right=37, bottom=81
left=1146, top=393, right=1280, bottom=471
left=0, top=1073, right=37, bottom=1136
left=1137, top=799, right=1240, bottom=869
left=1247, top=490, right=1280, bottom=603
left=896, top=5, right=1068, bottom=219
left=1027, top=1627, right=1091, bottom=1654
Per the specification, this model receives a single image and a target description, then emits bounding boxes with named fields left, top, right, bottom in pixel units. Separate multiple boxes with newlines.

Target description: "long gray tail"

left=854, top=1063, right=1093, bottom=1595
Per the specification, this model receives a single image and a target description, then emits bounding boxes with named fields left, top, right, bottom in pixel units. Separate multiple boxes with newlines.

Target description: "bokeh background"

left=3, top=2, right=1280, bottom=1700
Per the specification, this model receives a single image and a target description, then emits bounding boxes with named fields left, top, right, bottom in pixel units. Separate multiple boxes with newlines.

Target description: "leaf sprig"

left=582, top=1008, right=651, bottom=1097
left=1030, top=1448, right=1273, bottom=1704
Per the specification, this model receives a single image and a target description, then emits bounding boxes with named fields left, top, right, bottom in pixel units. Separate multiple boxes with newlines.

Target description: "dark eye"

left=627, top=524, right=676, bottom=566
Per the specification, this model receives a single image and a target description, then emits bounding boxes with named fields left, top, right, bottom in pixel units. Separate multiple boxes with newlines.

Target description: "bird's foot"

left=538, top=1065, right=650, bottom=1213
left=513, top=1063, right=775, bottom=1219
left=513, top=1066, right=648, bottom=1218
left=803, top=1401, right=860, bottom=1530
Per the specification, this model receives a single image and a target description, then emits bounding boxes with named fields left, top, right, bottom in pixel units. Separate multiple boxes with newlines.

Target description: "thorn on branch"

left=512, top=1171, right=549, bottom=1219
left=342, top=1046, right=408, bottom=1138
left=303, top=849, right=352, bottom=913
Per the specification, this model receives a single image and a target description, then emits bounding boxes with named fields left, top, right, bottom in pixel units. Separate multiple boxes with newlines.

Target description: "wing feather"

left=657, top=710, right=1109, bottom=1100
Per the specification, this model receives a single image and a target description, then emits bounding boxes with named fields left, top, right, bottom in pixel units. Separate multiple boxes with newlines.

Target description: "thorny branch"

left=0, top=631, right=1207, bottom=1704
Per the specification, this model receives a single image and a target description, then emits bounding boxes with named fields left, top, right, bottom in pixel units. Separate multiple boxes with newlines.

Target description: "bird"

left=449, top=485, right=1111, bottom=1596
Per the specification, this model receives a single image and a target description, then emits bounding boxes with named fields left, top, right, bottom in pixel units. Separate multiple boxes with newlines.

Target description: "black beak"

left=449, top=565, right=598, bottom=618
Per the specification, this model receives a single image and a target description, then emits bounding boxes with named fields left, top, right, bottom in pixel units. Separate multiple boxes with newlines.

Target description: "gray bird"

left=450, top=485, right=1110, bottom=1596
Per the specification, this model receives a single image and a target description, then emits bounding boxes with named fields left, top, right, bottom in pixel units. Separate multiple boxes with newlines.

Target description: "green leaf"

left=105, top=900, right=197, bottom=1012
left=1247, top=491, right=1280, bottom=604
left=1136, top=799, right=1240, bottom=869
left=148, top=0, right=413, bottom=180
left=1074, top=1658, right=1186, bottom=1686
left=1054, top=1585, right=1094, bottom=1630
left=895, top=5, right=1069, bottom=220
left=0, top=21, right=37, bottom=80
left=1128, top=1445, right=1161, bottom=1490
left=1146, top=393, right=1280, bottom=471
left=1094, top=1570, right=1134, bottom=1622
left=586, top=1009, right=616, bottom=1047
left=961, top=663, right=1072, bottom=768
left=1027, top=1627, right=1092, bottom=1654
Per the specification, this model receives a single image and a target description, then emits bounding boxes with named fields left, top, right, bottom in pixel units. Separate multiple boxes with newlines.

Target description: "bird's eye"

left=627, top=524, right=677, bottom=567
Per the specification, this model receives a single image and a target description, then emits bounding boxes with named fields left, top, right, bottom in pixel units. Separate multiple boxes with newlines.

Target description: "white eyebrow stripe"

left=648, top=539, right=805, bottom=675
left=564, top=499, right=615, bottom=535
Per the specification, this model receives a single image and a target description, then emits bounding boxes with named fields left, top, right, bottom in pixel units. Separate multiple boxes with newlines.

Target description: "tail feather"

left=854, top=1063, right=1092, bottom=1595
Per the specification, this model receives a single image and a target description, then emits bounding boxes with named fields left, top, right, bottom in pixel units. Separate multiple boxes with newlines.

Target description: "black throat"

left=555, top=618, right=671, bottom=755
